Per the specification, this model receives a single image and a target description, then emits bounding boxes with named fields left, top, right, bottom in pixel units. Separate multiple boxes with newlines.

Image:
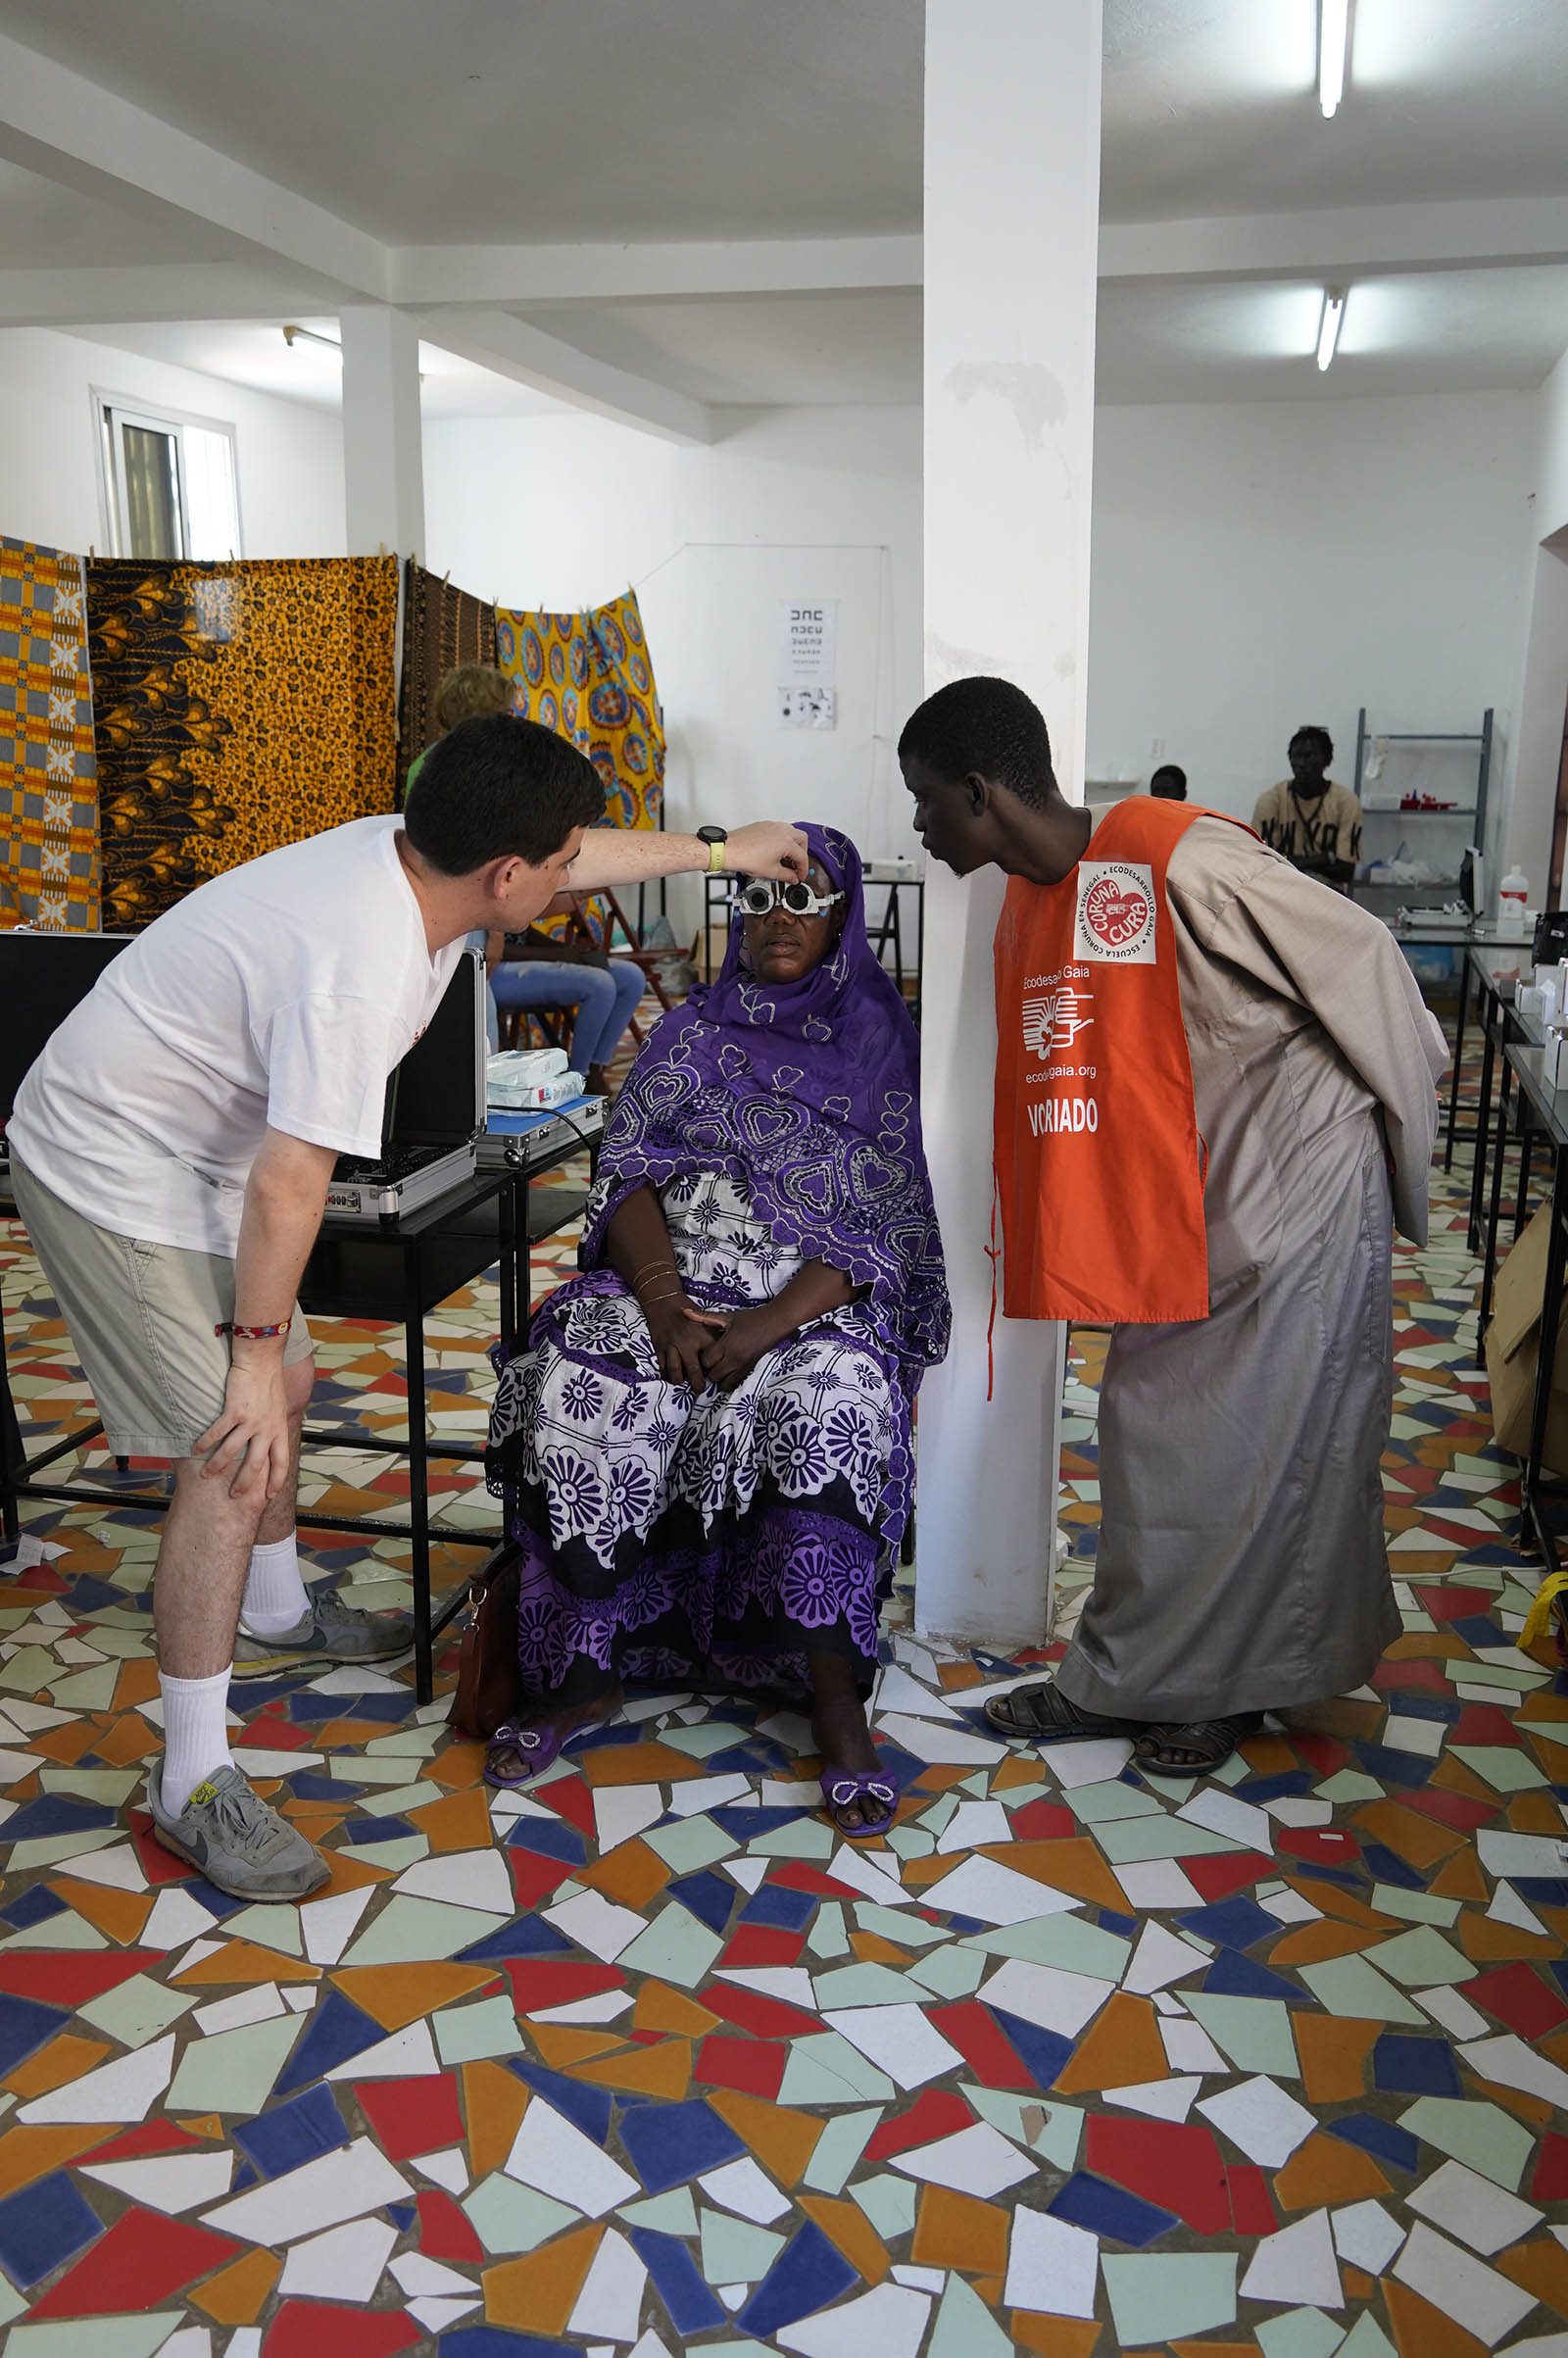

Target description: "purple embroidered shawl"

left=581, top=823, right=950, bottom=1374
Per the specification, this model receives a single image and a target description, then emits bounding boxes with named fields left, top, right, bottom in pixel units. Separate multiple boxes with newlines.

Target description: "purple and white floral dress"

left=486, top=1168, right=911, bottom=1699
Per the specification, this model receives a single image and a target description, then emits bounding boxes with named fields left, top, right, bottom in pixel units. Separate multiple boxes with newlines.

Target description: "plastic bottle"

left=1499, top=864, right=1530, bottom=937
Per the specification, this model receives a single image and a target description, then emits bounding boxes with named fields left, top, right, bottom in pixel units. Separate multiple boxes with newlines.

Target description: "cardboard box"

left=1484, top=1203, right=1568, bottom=1476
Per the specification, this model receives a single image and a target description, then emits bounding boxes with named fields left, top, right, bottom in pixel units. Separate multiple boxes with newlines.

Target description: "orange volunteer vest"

left=993, top=796, right=1232, bottom=1325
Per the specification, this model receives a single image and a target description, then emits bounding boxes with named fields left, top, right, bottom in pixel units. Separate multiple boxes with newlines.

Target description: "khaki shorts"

left=10, top=1152, right=314, bottom=1459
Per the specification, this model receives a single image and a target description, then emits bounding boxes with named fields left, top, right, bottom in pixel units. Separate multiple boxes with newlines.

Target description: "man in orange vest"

left=899, top=676, right=1447, bottom=1773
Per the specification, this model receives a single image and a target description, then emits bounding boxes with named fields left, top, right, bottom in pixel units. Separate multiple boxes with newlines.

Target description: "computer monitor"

left=0, top=933, right=131, bottom=1121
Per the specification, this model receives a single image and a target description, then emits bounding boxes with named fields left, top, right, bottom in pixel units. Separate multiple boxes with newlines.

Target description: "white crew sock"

left=160, top=1667, right=234, bottom=1818
left=240, top=1534, right=312, bottom=1637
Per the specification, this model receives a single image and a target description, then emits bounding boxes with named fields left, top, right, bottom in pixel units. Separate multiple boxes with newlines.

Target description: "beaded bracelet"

left=215, top=1320, right=290, bottom=1341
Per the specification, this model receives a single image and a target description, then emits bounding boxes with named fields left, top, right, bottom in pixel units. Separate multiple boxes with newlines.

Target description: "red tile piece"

left=127, top=1808, right=196, bottom=1885
left=0, top=1952, right=155, bottom=2005
left=1007, top=1799, right=1079, bottom=1842
left=1227, top=2164, right=1277, bottom=2234
left=508, top=1849, right=575, bottom=1910
left=1288, top=1734, right=1351, bottom=1779
left=926, top=2002, right=1033, bottom=2090
left=234, top=1712, right=316, bottom=1751
left=538, top=1774, right=597, bottom=1840
left=1449, top=1704, right=1526, bottom=1748
left=353, top=2073, right=464, bottom=2162
left=718, top=1927, right=806, bottom=1970
left=1403, top=1790, right=1499, bottom=1835
left=695, top=2036, right=786, bottom=2098
left=417, top=2187, right=484, bottom=2263
left=865, top=2089, right=976, bottom=2162
left=1084, top=2117, right=1231, bottom=2236
left=1412, top=1584, right=1499, bottom=1623
left=766, top=1862, right=863, bottom=1901
left=1466, top=1964, right=1568, bottom=2041
left=703, top=1986, right=819, bottom=2039
left=30, top=2210, right=244, bottom=2317
left=1373, top=1659, right=1456, bottom=1697
left=500, top=1961, right=622, bottom=2013
left=1530, top=2133, right=1568, bottom=2206
left=1277, top=1827, right=1361, bottom=1869
left=1182, top=1851, right=1275, bottom=1903
left=263, top=2303, right=420, bottom=2358
left=80, top=2121, right=209, bottom=2165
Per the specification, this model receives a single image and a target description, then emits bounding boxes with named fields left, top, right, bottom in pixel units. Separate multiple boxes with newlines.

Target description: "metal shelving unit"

left=1351, top=708, right=1494, bottom=910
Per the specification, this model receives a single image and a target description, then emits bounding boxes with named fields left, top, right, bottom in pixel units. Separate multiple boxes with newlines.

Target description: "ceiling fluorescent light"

left=1319, top=0, right=1349, bottom=117
left=1316, top=290, right=1345, bottom=370
left=282, top=323, right=342, bottom=359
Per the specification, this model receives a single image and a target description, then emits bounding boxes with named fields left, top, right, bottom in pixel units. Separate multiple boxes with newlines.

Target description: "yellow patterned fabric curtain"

left=496, top=587, right=665, bottom=830
left=0, top=537, right=101, bottom=930
left=86, top=557, right=398, bottom=930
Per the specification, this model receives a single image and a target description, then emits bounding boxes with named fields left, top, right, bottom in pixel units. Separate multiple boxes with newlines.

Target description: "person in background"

left=1150, top=762, right=1187, bottom=802
left=416, top=664, right=650, bottom=1093
left=898, top=675, right=1446, bottom=1777
left=1251, top=725, right=1362, bottom=890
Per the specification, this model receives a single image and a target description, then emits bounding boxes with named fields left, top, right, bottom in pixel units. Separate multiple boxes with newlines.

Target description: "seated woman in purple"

left=484, top=824, right=949, bottom=1836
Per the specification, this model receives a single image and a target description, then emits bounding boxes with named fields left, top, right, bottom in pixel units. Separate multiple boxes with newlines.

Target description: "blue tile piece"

left=1353, top=1744, right=1433, bottom=1791
left=184, top=1879, right=246, bottom=1920
left=0, top=2170, right=104, bottom=2288
left=1234, top=1772, right=1316, bottom=1804
left=1328, top=2113, right=1421, bottom=2175
left=618, top=2098, right=746, bottom=2193
left=1379, top=1694, right=1462, bottom=1725
left=991, top=2008, right=1074, bottom=2090
left=1051, top=2171, right=1177, bottom=2248
left=230, top=2162, right=258, bottom=2192
left=1360, top=1843, right=1428, bottom=1891
left=740, top=1884, right=818, bottom=1933
left=711, top=1806, right=813, bottom=1843
left=286, top=1695, right=340, bottom=1724
left=0, top=1794, right=115, bottom=1842
left=942, top=1913, right=989, bottom=1936
left=53, top=1573, right=123, bottom=1612
left=287, top=1772, right=353, bottom=1803
left=347, top=1691, right=416, bottom=1726
left=630, top=2227, right=728, bottom=2335
left=442, top=2334, right=579, bottom=2358
left=704, top=1744, right=795, bottom=1779
left=1203, top=1948, right=1302, bottom=2003
left=1098, top=1909, right=1139, bottom=1939
left=511, top=2064, right=612, bottom=2146
left=459, top=1917, right=573, bottom=1963
left=233, top=2084, right=351, bottom=2179
left=1517, top=1879, right=1568, bottom=1909
left=272, top=1991, right=387, bottom=2096
left=1289, top=1859, right=1363, bottom=1893
left=667, top=1871, right=736, bottom=1935
left=0, top=1884, right=68, bottom=1929
left=739, top=2221, right=859, bottom=2334
left=1178, top=1897, right=1279, bottom=1950
left=1446, top=1615, right=1508, bottom=1648
left=344, top=1814, right=415, bottom=1844
left=386, top=2200, right=417, bottom=2231
left=1372, top=2035, right=1462, bottom=2098
left=506, top=1815, right=588, bottom=1868
left=566, top=1718, right=646, bottom=1752
left=232, top=1679, right=303, bottom=1712
left=0, top=1993, right=69, bottom=2079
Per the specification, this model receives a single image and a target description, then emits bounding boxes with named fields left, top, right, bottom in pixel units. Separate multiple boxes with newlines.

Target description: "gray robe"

left=1054, top=814, right=1449, bottom=1725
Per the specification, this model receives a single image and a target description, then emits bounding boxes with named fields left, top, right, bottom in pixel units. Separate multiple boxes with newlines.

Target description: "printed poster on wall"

left=777, top=600, right=837, bottom=685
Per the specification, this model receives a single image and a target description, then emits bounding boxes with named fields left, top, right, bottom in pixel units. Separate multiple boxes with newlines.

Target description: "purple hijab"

left=582, top=823, right=949, bottom=1374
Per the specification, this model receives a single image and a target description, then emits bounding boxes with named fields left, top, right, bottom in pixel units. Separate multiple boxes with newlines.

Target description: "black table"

left=0, top=1149, right=591, bottom=1704
left=1459, top=945, right=1532, bottom=1277
left=1501, top=1040, right=1568, bottom=1580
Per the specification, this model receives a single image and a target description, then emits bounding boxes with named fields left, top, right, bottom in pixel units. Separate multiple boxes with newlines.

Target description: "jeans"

left=488, top=957, right=646, bottom=1070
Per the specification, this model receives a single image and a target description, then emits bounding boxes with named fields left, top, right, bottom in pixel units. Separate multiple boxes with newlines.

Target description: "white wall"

left=0, top=325, right=345, bottom=561
left=424, top=404, right=923, bottom=937
left=1502, top=352, right=1568, bottom=890
left=1087, top=393, right=1536, bottom=877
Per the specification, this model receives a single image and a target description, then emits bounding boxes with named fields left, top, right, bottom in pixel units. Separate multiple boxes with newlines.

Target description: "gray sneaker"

left=148, top=1761, right=329, bottom=1899
left=231, top=1588, right=415, bottom=1680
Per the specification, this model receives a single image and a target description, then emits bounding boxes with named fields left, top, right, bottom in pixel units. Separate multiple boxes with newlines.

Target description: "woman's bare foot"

left=809, top=1652, right=890, bottom=1835
left=484, top=1682, right=623, bottom=1785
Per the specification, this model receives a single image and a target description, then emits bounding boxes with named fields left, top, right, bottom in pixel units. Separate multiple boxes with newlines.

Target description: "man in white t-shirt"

left=9, top=713, right=808, bottom=1898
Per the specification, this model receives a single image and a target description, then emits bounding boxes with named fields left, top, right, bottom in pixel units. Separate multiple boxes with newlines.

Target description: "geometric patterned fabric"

left=394, top=560, right=497, bottom=810
left=85, top=557, right=400, bottom=930
left=0, top=537, right=100, bottom=931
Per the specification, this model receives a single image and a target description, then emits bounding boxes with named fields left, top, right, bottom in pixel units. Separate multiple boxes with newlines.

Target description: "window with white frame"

left=97, top=396, right=243, bottom=562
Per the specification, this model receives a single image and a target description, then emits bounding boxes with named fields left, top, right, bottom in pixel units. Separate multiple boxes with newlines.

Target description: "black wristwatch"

left=696, top=823, right=729, bottom=875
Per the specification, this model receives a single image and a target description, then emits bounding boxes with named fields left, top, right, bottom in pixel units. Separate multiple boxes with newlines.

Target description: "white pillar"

left=914, top=0, right=1102, bottom=1648
left=339, top=303, right=425, bottom=560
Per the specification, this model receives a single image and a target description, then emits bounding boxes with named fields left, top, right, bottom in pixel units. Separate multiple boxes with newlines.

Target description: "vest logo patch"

left=1075, top=860, right=1156, bottom=963
left=1022, top=983, right=1095, bottom=1062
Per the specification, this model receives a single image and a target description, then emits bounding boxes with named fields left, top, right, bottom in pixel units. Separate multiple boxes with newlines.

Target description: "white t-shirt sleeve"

left=263, top=992, right=410, bottom=1156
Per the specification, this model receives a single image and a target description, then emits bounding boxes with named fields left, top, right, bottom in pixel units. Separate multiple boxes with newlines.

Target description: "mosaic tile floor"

left=0, top=1111, right=1565, bottom=2354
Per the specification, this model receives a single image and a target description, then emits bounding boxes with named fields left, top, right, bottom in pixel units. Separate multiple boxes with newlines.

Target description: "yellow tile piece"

left=1268, top=1920, right=1384, bottom=1967
left=1012, top=2318, right=1102, bottom=2357
left=330, top=1962, right=501, bottom=2032
left=48, top=1877, right=153, bottom=1946
left=1383, top=2275, right=1489, bottom=2357
left=90, top=1716, right=159, bottom=1766
left=5, top=2034, right=112, bottom=2099
left=1054, top=1992, right=1168, bottom=2094
left=189, top=2247, right=282, bottom=2326
left=573, top=2037, right=691, bottom=2100
left=1429, top=1848, right=1492, bottom=1903
left=1294, top=2015, right=1381, bottom=2105
left=631, top=1981, right=721, bottom=2039
left=464, top=2058, right=529, bottom=2179
left=1458, top=1911, right=1559, bottom=1963
left=799, top=2193, right=890, bottom=2284
left=706, top=2088, right=824, bottom=2186
left=995, top=1837, right=1132, bottom=1912
left=1498, top=2235, right=1568, bottom=2320
left=409, top=1787, right=493, bottom=1850
left=910, top=2184, right=1010, bottom=2277
left=0, top=2124, right=103, bottom=2197
left=173, top=1942, right=320, bottom=1987
left=484, top=2222, right=602, bottom=2333
left=427, top=1740, right=488, bottom=1791
left=1273, top=2130, right=1390, bottom=2209
left=850, top=1931, right=911, bottom=1965
left=527, top=2024, right=626, bottom=2069
left=576, top=1839, right=672, bottom=1910
left=580, top=1741, right=703, bottom=1787
left=109, top=1658, right=161, bottom=1712
left=1350, top=1799, right=1464, bottom=1869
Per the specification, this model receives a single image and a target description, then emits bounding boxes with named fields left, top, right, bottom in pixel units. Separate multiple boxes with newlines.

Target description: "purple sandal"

left=483, top=1718, right=564, bottom=1790
left=819, top=1762, right=905, bottom=1842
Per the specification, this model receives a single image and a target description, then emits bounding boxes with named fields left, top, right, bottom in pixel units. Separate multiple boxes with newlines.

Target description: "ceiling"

left=2, top=0, right=1568, bottom=421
